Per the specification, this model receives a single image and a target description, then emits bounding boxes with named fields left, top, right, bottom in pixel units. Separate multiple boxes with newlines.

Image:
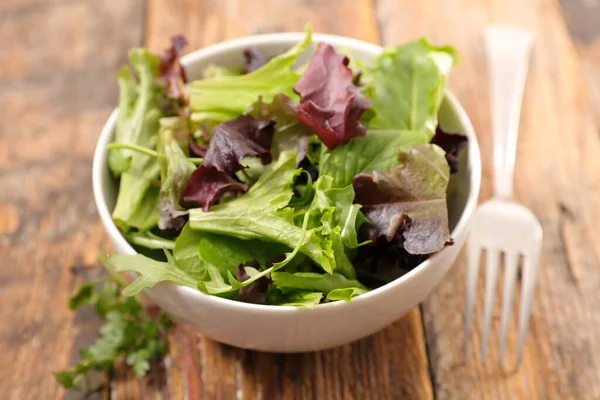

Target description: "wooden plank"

left=0, top=1, right=145, bottom=399
left=374, top=0, right=600, bottom=398
left=133, top=0, right=434, bottom=399
left=559, top=0, right=600, bottom=127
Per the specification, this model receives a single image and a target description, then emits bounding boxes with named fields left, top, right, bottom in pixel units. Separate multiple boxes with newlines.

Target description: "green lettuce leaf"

left=109, top=251, right=197, bottom=296
left=189, top=151, right=337, bottom=273
left=199, top=264, right=235, bottom=295
left=189, top=26, right=312, bottom=123
left=125, top=231, right=175, bottom=250
left=109, top=49, right=162, bottom=176
left=266, top=289, right=323, bottom=308
left=202, top=64, right=242, bottom=79
left=174, top=220, right=290, bottom=287
left=353, top=144, right=451, bottom=254
left=319, top=129, right=429, bottom=188
left=198, top=234, right=288, bottom=273
left=304, top=175, right=366, bottom=279
left=111, top=49, right=163, bottom=231
left=309, top=175, right=366, bottom=249
left=156, top=116, right=196, bottom=230
left=326, top=287, right=369, bottom=302
left=172, top=223, right=205, bottom=279
left=364, top=38, right=456, bottom=137
left=271, top=272, right=367, bottom=295
left=112, top=174, right=160, bottom=232
left=318, top=39, right=455, bottom=189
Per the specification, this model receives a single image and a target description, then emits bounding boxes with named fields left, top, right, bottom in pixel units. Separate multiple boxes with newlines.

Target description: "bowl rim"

left=93, top=32, right=481, bottom=313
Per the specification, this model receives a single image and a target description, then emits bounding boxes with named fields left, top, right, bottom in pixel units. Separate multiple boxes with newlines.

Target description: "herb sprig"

left=55, top=255, right=173, bottom=392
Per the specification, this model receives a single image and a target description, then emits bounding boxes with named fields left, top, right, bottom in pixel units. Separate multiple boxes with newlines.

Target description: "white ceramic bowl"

left=93, top=32, right=481, bottom=352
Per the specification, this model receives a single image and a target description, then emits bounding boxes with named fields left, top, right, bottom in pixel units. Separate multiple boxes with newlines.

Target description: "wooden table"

left=2, top=0, right=600, bottom=398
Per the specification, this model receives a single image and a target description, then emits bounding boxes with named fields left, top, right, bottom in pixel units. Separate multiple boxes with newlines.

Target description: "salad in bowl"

left=99, top=26, right=471, bottom=310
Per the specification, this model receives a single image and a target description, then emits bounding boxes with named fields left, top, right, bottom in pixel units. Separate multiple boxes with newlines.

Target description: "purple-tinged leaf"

left=234, top=261, right=269, bottom=304
left=158, top=35, right=188, bottom=100
left=157, top=117, right=196, bottom=231
left=182, top=115, right=275, bottom=211
left=353, top=234, right=428, bottom=287
left=188, top=136, right=208, bottom=158
left=248, top=94, right=313, bottom=164
left=293, top=43, right=370, bottom=150
left=431, top=126, right=468, bottom=173
left=243, top=47, right=268, bottom=74
left=182, top=166, right=247, bottom=211
left=353, top=144, right=450, bottom=255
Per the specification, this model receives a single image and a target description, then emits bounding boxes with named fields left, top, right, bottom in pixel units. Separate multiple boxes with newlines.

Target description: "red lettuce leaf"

left=353, top=144, right=450, bottom=255
left=182, top=166, right=247, bottom=213
left=157, top=117, right=196, bottom=231
left=188, top=135, right=208, bottom=158
left=243, top=46, right=268, bottom=74
left=353, top=234, right=428, bottom=287
left=159, top=35, right=188, bottom=100
left=431, top=126, right=468, bottom=173
left=203, top=116, right=274, bottom=171
left=293, top=43, right=370, bottom=150
left=233, top=261, right=270, bottom=304
left=248, top=94, right=313, bottom=164
left=182, top=115, right=275, bottom=211
left=233, top=255, right=285, bottom=304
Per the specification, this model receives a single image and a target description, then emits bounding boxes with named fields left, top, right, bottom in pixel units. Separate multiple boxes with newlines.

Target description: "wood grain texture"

left=3, top=0, right=600, bottom=399
left=373, top=0, right=600, bottom=399
left=138, top=0, right=433, bottom=399
left=0, top=1, right=145, bottom=399
left=560, top=0, right=600, bottom=128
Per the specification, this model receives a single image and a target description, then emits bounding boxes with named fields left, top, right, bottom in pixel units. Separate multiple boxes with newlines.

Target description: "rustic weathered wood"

left=0, top=1, right=145, bottom=399
left=139, top=0, right=433, bottom=399
left=3, top=0, right=600, bottom=399
left=374, top=0, right=600, bottom=399
left=560, top=0, right=600, bottom=129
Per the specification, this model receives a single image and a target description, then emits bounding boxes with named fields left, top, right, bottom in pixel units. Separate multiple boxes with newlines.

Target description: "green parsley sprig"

left=55, top=255, right=173, bottom=392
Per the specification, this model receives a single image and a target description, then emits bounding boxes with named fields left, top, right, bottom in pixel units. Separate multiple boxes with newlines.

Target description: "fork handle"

left=484, top=26, right=533, bottom=199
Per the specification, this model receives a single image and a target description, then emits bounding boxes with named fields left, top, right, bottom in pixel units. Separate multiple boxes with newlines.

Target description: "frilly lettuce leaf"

left=157, top=117, right=196, bottom=230
left=202, top=64, right=242, bottom=79
left=431, top=125, right=468, bottom=173
left=189, top=151, right=337, bottom=273
left=364, top=38, right=457, bottom=137
left=317, top=39, right=455, bottom=189
left=248, top=94, right=313, bottom=165
left=326, top=287, right=369, bottom=302
left=173, top=223, right=290, bottom=282
left=110, top=49, right=162, bottom=231
left=109, top=49, right=162, bottom=176
left=158, top=35, right=188, bottom=102
left=188, top=26, right=312, bottom=123
left=271, top=272, right=367, bottom=296
left=293, top=43, right=370, bottom=150
left=353, top=144, right=450, bottom=254
left=109, top=251, right=197, bottom=296
left=172, top=223, right=205, bottom=279
left=112, top=174, right=160, bottom=232
left=319, top=129, right=429, bottom=188
left=266, top=290, right=323, bottom=308
left=305, top=175, right=366, bottom=279
left=182, top=115, right=274, bottom=211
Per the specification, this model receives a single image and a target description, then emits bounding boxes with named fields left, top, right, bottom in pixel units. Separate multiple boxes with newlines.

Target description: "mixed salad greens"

left=105, top=26, right=467, bottom=307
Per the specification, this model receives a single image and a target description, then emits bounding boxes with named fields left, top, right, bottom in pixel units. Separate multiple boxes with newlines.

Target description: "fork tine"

left=463, top=241, right=482, bottom=361
left=498, top=251, right=519, bottom=365
left=481, top=249, right=500, bottom=363
left=516, top=252, right=538, bottom=367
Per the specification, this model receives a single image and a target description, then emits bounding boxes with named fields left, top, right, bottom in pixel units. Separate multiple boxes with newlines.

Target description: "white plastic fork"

left=463, top=26, right=542, bottom=368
